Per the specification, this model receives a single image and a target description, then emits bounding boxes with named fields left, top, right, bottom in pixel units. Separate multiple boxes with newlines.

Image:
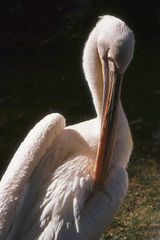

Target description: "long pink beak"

left=94, top=58, right=123, bottom=187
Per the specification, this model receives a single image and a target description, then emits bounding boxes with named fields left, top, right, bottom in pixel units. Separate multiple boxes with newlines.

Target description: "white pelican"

left=0, top=15, right=135, bottom=240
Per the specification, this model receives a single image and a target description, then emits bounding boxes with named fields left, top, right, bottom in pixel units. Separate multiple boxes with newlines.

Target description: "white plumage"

left=0, top=15, right=135, bottom=240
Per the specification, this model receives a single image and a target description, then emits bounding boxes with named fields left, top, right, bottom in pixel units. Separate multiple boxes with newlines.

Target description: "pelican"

left=0, top=15, right=135, bottom=240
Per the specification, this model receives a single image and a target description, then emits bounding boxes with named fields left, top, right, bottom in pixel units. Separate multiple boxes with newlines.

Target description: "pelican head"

left=83, top=15, right=135, bottom=186
left=97, top=16, right=135, bottom=74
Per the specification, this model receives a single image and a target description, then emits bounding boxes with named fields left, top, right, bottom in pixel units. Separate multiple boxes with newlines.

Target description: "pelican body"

left=0, top=15, right=135, bottom=240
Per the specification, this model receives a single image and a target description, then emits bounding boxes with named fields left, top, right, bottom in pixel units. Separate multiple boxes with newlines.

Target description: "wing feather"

left=0, top=113, right=65, bottom=239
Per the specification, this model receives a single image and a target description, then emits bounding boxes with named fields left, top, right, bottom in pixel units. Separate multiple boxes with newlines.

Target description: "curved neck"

left=83, top=30, right=103, bottom=121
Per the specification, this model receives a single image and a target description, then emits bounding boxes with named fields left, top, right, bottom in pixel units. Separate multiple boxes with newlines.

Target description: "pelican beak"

left=94, top=58, right=123, bottom=186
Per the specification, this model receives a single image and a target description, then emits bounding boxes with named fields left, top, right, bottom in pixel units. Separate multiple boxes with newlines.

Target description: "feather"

left=73, top=197, right=80, bottom=233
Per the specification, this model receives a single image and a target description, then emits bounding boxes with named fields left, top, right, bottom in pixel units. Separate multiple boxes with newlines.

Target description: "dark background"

left=0, top=0, right=160, bottom=41
left=0, top=0, right=160, bottom=175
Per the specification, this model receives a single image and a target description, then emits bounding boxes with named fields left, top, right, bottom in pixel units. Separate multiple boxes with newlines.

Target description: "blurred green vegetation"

left=102, top=159, right=160, bottom=239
